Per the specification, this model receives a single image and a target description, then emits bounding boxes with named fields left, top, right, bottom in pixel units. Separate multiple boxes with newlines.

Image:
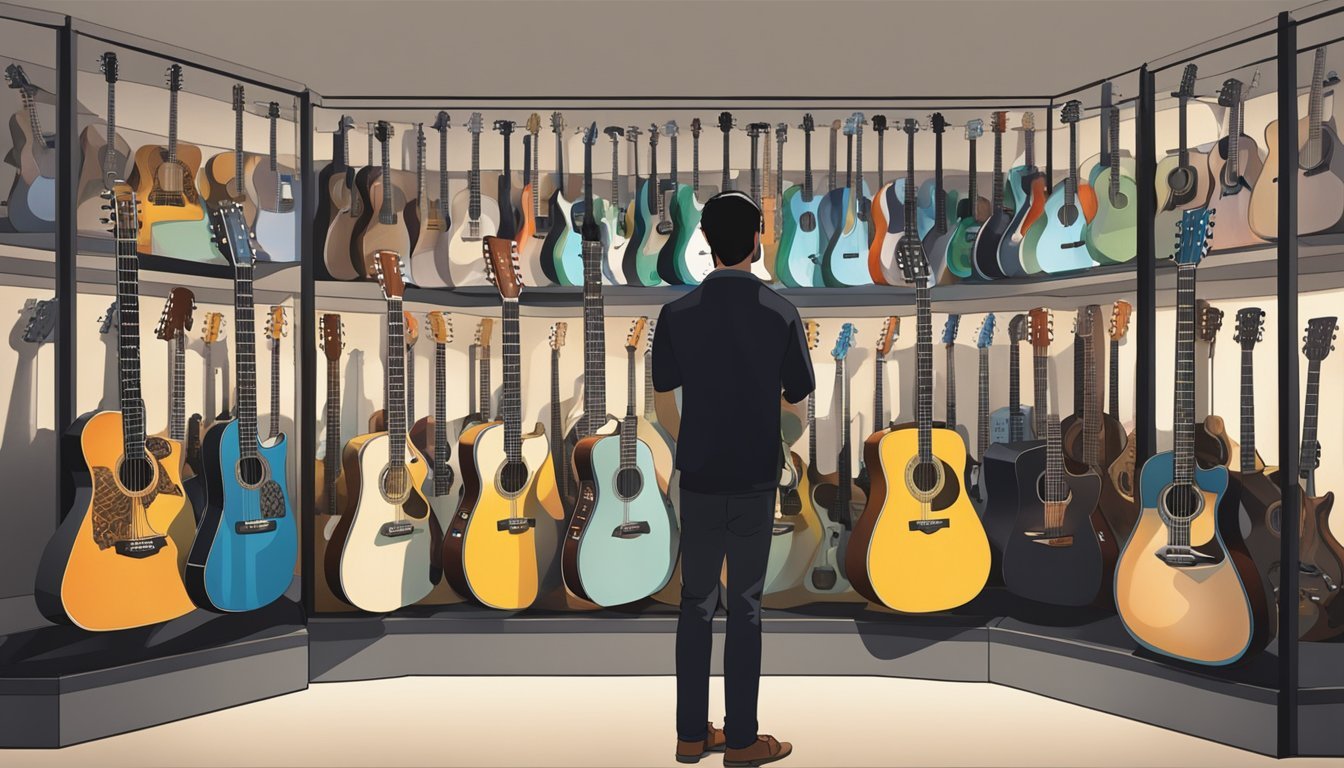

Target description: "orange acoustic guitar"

left=130, top=64, right=207, bottom=255
left=34, top=184, right=195, bottom=631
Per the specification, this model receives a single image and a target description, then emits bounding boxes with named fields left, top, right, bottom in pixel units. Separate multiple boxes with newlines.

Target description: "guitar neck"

left=873, top=358, right=886, bottom=431
left=977, top=347, right=989, bottom=462
left=904, top=131, right=917, bottom=236
left=933, top=131, right=946, bottom=233
left=501, top=299, right=523, bottom=463
left=550, top=346, right=567, bottom=501
left=807, top=390, right=817, bottom=468
left=722, top=133, right=731, bottom=191
left=1008, top=343, right=1023, bottom=442
left=433, top=342, right=448, bottom=495
left=916, top=279, right=933, bottom=462
left=105, top=82, right=117, bottom=174
left=803, top=131, right=813, bottom=198
left=966, top=138, right=978, bottom=206
left=1065, top=123, right=1078, bottom=208
left=531, top=132, right=541, bottom=220
left=1033, top=347, right=1048, bottom=437
left=234, top=260, right=259, bottom=459
left=325, top=357, right=341, bottom=514
left=944, top=343, right=957, bottom=429
left=379, top=137, right=393, bottom=223
left=991, top=128, right=1004, bottom=209
left=386, top=298, right=407, bottom=467
left=478, top=343, right=491, bottom=418
left=1300, top=360, right=1322, bottom=487
left=466, top=344, right=477, bottom=418
left=1173, top=264, right=1198, bottom=487
left=1082, top=326, right=1100, bottom=468
left=834, top=357, right=851, bottom=511
left=169, top=334, right=185, bottom=442
left=610, top=138, right=621, bottom=206
left=233, top=104, right=244, bottom=190
left=1109, top=338, right=1121, bottom=417
left=167, top=87, right=179, bottom=161
left=405, top=339, right=415, bottom=424
left=692, top=132, right=701, bottom=193
left=620, top=348, right=638, bottom=470
left=581, top=239, right=607, bottom=432
left=644, top=348, right=656, bottom=419
left=1309, top=49, right=1326, bottom=154
left=269, top=336, right=281, bottom=440
left=1177, top=95, right=1190, bottom=168
left=1240, top=345, right=1257, bottom=474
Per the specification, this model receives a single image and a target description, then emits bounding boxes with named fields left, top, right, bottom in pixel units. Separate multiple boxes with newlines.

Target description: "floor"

left=3, top=676, right=1335, bottom=767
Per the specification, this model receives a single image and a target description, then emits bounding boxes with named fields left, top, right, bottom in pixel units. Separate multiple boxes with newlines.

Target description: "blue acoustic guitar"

left=184, top=202, right=296, bottom=613
left=1022, top=100, right=1097, bottom=275
left=775, top=114, right=824, bottom=288
left=990, top=313, right=1035, bottom=444
left=622, top=124, right=666, bottom=286
left=820, top=113, right=873, bottom=286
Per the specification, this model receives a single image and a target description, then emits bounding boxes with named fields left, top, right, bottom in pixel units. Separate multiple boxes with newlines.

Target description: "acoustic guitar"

left=200, top=85, right=257, bottom=228
left=1206, top=75, right=1267, bottom=251
left=515, top=113, right=554, bottom=286
left=820, top=113, right=872, bottom=286
left=1061, top=305, right=1129, bottom=538
left=444, top=237, right=548, bottom=610
left=407, top=118, right=449, bottom=287
left=806, top=323, right=865, bottom=594
left=918, top=112, right=959, bottom=245
left=185, top=202, right=297, bottom=613
left=972, top=112, right=1013, bottom=282
left=154, top=287, right=200, bottom=551
left=638, top=319, right=675, bottom=492
left=1115, top=208, right=1270, bottom=666
left=990, top=314, right=1035, bottom=444
left=1023, top=100, right=1096, bottom=274
left=321, top=116, right=363, bottom=281
left=968, top=314, right=996, bottom=511
left=623, top=123, right=667, bottom=286
left=547, top=117, right=590, bottom=287
left=34, top=184, right=195, bottom=631
left=1085, top=102, right=1138, bottom=266
left=75, top=53, right=132, bottom=234
left=845, top=228, right=991, bottom=613
left=856, top=317, right=899, bottom=495
left=999, top=112, right=1047, bottom=277
left=776, top=114, right=823, bottom=288
left=313, top=313, right=353, bottom=611
left=440, top=113, right=500, bottom=287
left=1251, top=48, right=1344, bottom=238
left=565, top=317, right=678, bottom=607
left=597, top=126, right=629, bottom=285
left=1194, top=300, right=1235, bottom=469
left=947, top=119, right=989, bottom=281
left=1154, top=65, right=1214, bottom=245
left=3, top=63, right=56, bottom=232
left=352, top=121, right=414, bottom=279
left=872, top=117, right=916, bottom=285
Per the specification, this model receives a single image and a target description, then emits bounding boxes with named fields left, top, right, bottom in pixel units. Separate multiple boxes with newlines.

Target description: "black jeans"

left=676, top=486, right=774, bottom=750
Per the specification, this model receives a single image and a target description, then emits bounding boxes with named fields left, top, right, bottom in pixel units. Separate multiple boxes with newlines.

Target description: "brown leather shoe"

left=724, top=735, right=792, bottom=767
left=675, top=722, right=727, bottom=764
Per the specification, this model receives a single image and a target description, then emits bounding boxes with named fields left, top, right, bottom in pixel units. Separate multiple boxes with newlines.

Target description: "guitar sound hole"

left=119, top=455, right=155, bottom=493
left=615, top=467, right=644, bottom=501
left=238, top=456, right=264, bottom=486
left=799, top=212, right=816, bottom=232
left=1268, top=505, right=1282, bottom=536
left=1161, top=484, right=1202, bottom=521
left=499, top=460, right=529, bottom=496
left=911, top=461, right=940, bottom=495
left=383, top=464, right=410, bottom=498
left=1111, top=191, right=1129, bottom=208
left=1058, top=204, right=1079, bottom=227
left=1168, top=167, right=1193, bottom=195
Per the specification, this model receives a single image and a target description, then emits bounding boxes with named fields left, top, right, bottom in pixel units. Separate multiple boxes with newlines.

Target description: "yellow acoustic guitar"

left=442, top=236, right=547, bottom=610
left=845, top=239, right=990, bottom=613
left=34, top=184, right=195, bottom=631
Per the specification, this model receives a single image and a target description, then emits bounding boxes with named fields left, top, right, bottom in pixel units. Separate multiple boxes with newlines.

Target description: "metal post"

left=1275, top=10, right=1300, bottom=758
left=1135, top=66, right=1157, bottom=469
left=55, top=19, right=77, bottom=522
left=298, top=90, right=316, bottom=617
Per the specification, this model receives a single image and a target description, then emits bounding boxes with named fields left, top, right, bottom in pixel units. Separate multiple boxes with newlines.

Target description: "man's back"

left=652, top=270, right=814, bottom=495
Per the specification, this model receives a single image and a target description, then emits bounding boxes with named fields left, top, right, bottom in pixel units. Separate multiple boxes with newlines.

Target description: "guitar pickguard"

left=260, top=478, right=287, bottom=518
left=90, top=467, right=132, bottom=549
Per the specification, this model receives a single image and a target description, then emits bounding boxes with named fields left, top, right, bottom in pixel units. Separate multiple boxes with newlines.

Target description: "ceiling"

left=9, top=0, right=1314, bottom=99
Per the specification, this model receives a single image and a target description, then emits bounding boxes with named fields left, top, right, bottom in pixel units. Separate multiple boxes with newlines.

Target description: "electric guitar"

left=327, top=252, right=436, bottom=613
left=667, top=118, right=714, bottom=285
left=867, top=115, right=898, bottom=283
left=321, top=116, right=363, bottom=281
left=921, top=113, right=961, bottom=280
left=352, top=121, right=414, bottom=279
left=4, top=63, right=56, bottom=232
left=247, top=102, right=296, bottom=262
left=516, top=113, right=554, bottom=287
left=1023, top=100, right=1096, bottom=274
left=990, top=313, right=1035, bottom=444
left=1251, top=48, right=1344, bottom=238
left=1155, top=65, right=1214, bottom=245
left=1115, top=207, right=1270, bottom=666
left=439, top=113, right=498, bottom=287
left=597, top=126, right=629, bottom=285
left=155, top=287, right=200, bottom=538
left=34, top=184, right=195, bottom=631
left=947, top=119, right=988, bottom=280
left=565, top=317, right=678, bottom=607
left=624, top=123, right=666, bottom=286
left=619, top=125, right=643, bottom=280
left=972, top=112, right=1013, bottom=281
left=846, top=226, right=991, bottom=613
left=75, top=53, right=132, bottom=234
left=873, top=117, right=917, bottom=285
left=820, top=113, right=872, bottom=286
left=313, top=313, right=352, bottom=611
left=856, top=317, right=899, bottom=495
left=444, top=236, right=548, bottom=610
left=1001, top=112, right=1047, bottom=277
left=776, top=114, right=823, bottom=288
left=264, top=306, right=287, bottom=443
left=968, top=314, right=996, bottom=510
left=1207, top=75, right=1267, bottom=251
left=407, top=119, right=446, bottom=286
left=549, top=117, right=591, bottom=287
left=185, top=202, right=297, bottom=613
left=806, top=323, right=865, bottom=594
left=1086, top=101, right=1138, bottom=266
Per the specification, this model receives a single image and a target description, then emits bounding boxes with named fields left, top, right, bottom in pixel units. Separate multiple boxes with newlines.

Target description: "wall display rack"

left=0, top=0, right=1338, bottom=759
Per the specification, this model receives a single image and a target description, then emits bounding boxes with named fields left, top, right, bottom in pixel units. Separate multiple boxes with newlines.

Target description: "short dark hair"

left=699, top=192, right=761, bottom=266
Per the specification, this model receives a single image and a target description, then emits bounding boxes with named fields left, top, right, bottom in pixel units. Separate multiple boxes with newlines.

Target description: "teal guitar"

left=948, top=119, right=988, bottom=280
left=820, top=113, right=873, bottom=286
left=659, top=119, right=714, bottom=285
left=999, top=112, right=1045, bottom=278
left=622, top=124, right=665, bottom=286
left=562, top=317, right=677, bottom=608
left=777, top=114, right=824, bottom=288
left=1023, top=100, right=1097, bottom=275
left=1085, top=103, right=1138, bottom=266
left=185, top=202, right=296, bottom=613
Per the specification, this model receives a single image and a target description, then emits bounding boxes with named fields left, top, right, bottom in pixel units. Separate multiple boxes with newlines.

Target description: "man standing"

left=653, top=191, right=813, bottom=767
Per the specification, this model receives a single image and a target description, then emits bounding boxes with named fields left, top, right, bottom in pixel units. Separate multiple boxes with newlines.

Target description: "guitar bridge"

left=235, top=519, right=277, bottom=535
left=497, top=517, right=537, bottom=535
left=612, top=521, right=651, bottom=539
left=909, top=518, right=950, bottom=534
left=114, top=536, right=167, bottom=559
left=1062, top=240, right=1088, bottom=249
left=379, top=521, right=415, bottom=538
left=771, top=522, right=796, bottom=536
left=842, top=252, right=861, bottom=260
left=1155, top=545, right=1217, bottom=568
left=1025, top=532, right=1075, bottom=547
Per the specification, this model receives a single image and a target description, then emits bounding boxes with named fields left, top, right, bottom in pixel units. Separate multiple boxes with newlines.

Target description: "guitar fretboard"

left=432, top=340, right=448, bottom=497
left=620, top=347, right=638, bottom=471
left=872, top=358, right=886, bottom=432
left=478, top=341, right=492, bottom=420
left=325, top=355, right=341, bottom=515
left=269, top=330, right=281, bottom=440
left=1065, top=122, right=1078, bottom=211
left=609, top=134, right=621, bottom=208
left=581, top=238, right=607, bottom=435
left=977, top=346, right=990, bottom=462
left=915, top=277, right=934, bottom=464
left=550, top=345, right=568, bottom=502
left=385, top=298, right=407, bottom=470
left=1109, top=337, right=1121, bottom=419
left=501, top=299, right=523, bottom=464
left=1240, top=343, right=1257, bottom=475
left=643, top=346, right=656, bottom=420
left=1309, top=49, right=1326, bottom=155
left=105, top=81, right=118, bottom=178
left=169, top=332, right=185, bottom=442
left=991, top=123, right=1005, bottom=211
left=903, top=128, right=917, bottom=239
left=166, top=83, right=179, bottom=162
left=944, top=342, right=958, bottom=431
left=1081, top=316, right=1100, bottom=468
left=379, top=131, right=394, bottom=225
left=1172, top=264, right=1198, bottom=488
left=234, top=260, right=260, bottom=461
left=1300, top=360, right=1323, bottom=489
left=1033, top=344, right=1049, bottom=438
left=802, top=128, right=814, bottom=200
left=233, top=95, right=244, bottom=196
left=1008, top=338, right=1023, bottom=442
left=933, top=129, right=947, bottom=235
left=833, top=354, right=852, bottom=520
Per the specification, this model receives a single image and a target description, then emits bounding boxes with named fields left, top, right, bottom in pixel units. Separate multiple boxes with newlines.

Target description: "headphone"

left=703, top=190, right=764, bottom=262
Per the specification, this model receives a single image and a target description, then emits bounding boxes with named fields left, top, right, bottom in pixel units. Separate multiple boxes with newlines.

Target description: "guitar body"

left=563, top=435, right=677, bottom=607
left=407, top=205, right=444, bottom=287
left=999, top=443, right=1112, bottom=606
left=131, top=142, right=207, bottom=251
left=776, top=187, right=824, bottom=287
left=253, top=208, right=296, bottom=262
left=5, top=114, right=55, bottom=231
left=660, top=184, right=711, bottom=285
left=972, top=207, right=1012, bottom=281
left=867, top=181, right=902, bottom=284
left=545, top=191, right=584, bottom=286
left=75, top=127, right=132, bottom=232
left=1249, top=119, right=1344, bottom=239
left=595, top=196, right=629, bottom=286
left=623, top=179, right=666, bottom=286
left=322, top=170, right=362, bottom=281
left=199, top=151, right=258, bottom=222
left=1154, top=153, right=1214, bottom=248
left=442, top=421, right=546, bottom=610
left=989, top=406, right=1035, bottom=444
left=1086, top=171, right=1138, bottom=265
left=764, top=452, right=826, bottom=595
left=515, top=185, right=553, bottom=287
left=326, top=432, right=436, bottom=612
left=1115, top=451, right=1268, bottom=665
left=1000, top=168, right=1043, bottom=277
left=185, top=420, right=297, bottom=612
left=352, top=170, right=413, bottom=278
left=950, top=199, right=990, bottom=280
left=1026, top=181, right=1098, bottom=274
left=635, top=419, right=674, bottom=492
left=34, top=411, right=195, bottom=630
left=846, top=427, right=991, bottom=612
left=820, top=186, right=873, bottom=287
left=806, top=467, right=863, bottom=596
left=440, top=191, right=501, bottom=287
left=1206, top=135, right=1267, bottom=251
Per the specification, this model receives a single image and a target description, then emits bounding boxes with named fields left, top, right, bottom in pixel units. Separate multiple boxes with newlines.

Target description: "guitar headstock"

left=603, top=125, right=624, bottom=142
left=374, top=119, right=393, bottom=145
left=718, top=111, right=734, bottom=135
left=872, top=115, right=888, bottom=134
left=977, top=314, right=997, bottom=349
left=209, top=202, right=255, bottom=268
left=805, top=319, right=821, bottom=351
left=1174, top=207, right=1214, bottom=266
left=99, top=300, right=119, bottom=335
left=1234, top=307, right=1265, bottom=350
left=371, top=250, right=406, bottom=300
left=155, top=287, right=195, bottom=342
left=800, top=113, right=815, bottom=134
left=202, top=311, right=224, bottom=345
left=1109, top=300, right=1132, bottom=341
left=1217, top=78, right=1243, bottom=108
left=841, top=116, right=855, bottom=137
left=830, top=118, right=842, bottom=135
left=930, top=112, right=947, bottom=134
left=1029, top=307, right=1054, bottom=351
left=648, top=123, right=660, bottom=147
left=1197, top=300, right=1223, bottom=344
left=691, top=118, right=702, bottom=138
left=434, top=111, right=453, bottom=133
left=525, top=113, right=540, bottom=136
left=747, top=121, right=769, bottom=138
left=475, top=318, right=494, bottom=349
left=22, top=298, right=57, bottom=344
left=1303, top=316, right=1339, bottom=362
left=645, top=319, right=656, bottom=351
left=428, top=310, right=452, bottom=345
left=483, top=236, right=523, bottom=300
left=582, top=123, right=598, bottom=147
left=416, top=123, right=426, bottom=154
left=902, top=118, right=919, bottom=136
left=320, top=313, right=344, bottom=360
left=550, top=321, right=567, bottom=351
left=850, top=112, right=867, bottom=131
left=267, top=101, right=279, bottom=121
left=101, top=52, right=119, bottom=84
left=663, top=120, right=679, bottom=139
left=1008, top=313, right=1028, bottom=344
left=1021, top=112, right=1036, bottom=132
left=1077, top=304, right=1097, bottom=339
left=1061, top=100, right=1081, bottom=124
left=776, top=122, right=788, bottom=143
left=965, top=118, right=984, bottom=141
left=626, top=317, right=648, bottom=351
left=267, top=306, right=287, bottom=342
left=494, top=118, right=516, bottom=137
left=338, top=114, right=355, bottom=135
left=230, top=83, right=244, bottom=113
left=941, top=315, right=961, bottom=346
left=403, top=311, right=418, bottom=348
left=832, top=323, right=856, bottom=361
left=166, top=63, right=183, bottom=93
left=3, top=64, right=32, bottom=95
left=876, top=316, right=900, bottom=357
left=625, top=124, right=642, bottom=144
left=1177, top=63, right=1198, bottom=99
left=550, top=111, right=566, bottom=135
left=991, top=111, right=1008, bottom=134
